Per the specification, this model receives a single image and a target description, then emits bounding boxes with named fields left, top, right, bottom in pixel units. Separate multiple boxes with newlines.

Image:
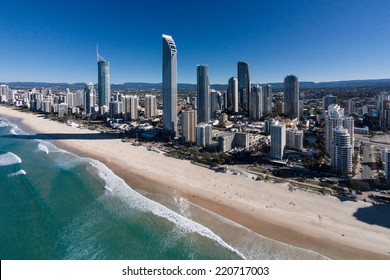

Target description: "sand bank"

left=1, top=106, right=389, bottom=259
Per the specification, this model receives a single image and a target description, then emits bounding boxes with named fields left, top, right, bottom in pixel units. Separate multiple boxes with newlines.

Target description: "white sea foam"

left=0, top=120, right=8, bottom=128
left=0, top=152, right=22, bottom=167
left=88, top=159, right=246, bottom=259
left=37, top=143, right=49, bottom=154
left=8, top=169, right=27, bottom=177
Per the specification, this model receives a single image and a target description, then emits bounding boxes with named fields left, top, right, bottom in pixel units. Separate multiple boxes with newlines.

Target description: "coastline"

left=1, top=106, right=389, bottom=259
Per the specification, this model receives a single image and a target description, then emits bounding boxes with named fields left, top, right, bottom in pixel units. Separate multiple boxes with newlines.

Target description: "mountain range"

left=1, top=79, right=390, bottom=91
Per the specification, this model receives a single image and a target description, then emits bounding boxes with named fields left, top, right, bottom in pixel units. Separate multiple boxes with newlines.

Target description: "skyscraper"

left=162, top=34, right=178, bottom=136
left=325, top=104, right=354, bottom=155
left=331, top=126, right=353, bottom=175
left=270, top=121, right=286, bottom=160
left=196, top=123, right=212, bottom=147
left=237, top=61, right=250, bottom=112
left=97, top=47, right=111, bottom=109
left=210, top=89, right=220, bottom=121
left=197, top=65, right=210, bottom=124
left=286, top=126, right=304, bottom=151
left=181, top=109, right=197, bottom=144
left=284, top=75, right=299, bottom=119
left=322, top=95, right=337, bottom=112
left=84, top=82, right=95, bottom=115
left=124, top=95, right=139, bottom=120
left=249, top=85, right=262, bottom=121
left=227, top=77, right=238, bottom=113
left=262, top=84, right=272, bottom=115
left=144, top=95, right=157, bottom=119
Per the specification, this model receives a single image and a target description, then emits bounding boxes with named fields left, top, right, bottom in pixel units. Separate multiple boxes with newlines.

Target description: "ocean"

left=0, top=116, right=326, bottom=260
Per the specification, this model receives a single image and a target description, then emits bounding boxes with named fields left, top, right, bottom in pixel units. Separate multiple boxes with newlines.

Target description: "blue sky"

left=0, top=0, right=389, bottom=84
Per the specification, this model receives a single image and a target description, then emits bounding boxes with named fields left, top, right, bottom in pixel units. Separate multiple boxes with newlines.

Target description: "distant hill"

left=2, top=79, right=390, bottom=90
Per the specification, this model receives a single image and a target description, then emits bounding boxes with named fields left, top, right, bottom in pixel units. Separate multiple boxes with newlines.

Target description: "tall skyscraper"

left=284, top=75, right=299, bottom=119
left=197, top=65, right=210, bottom=124
left=325, top=104, right=354, bottom=155
left=144, top=95, right=157, bottom=119
left=237, top=61, right=250, bottom=112
left=97, top=47, right=111, bottom=109
left=162, top=34, right=178, bottom=136
left=270, top=121, right=286, bottom=160
left=249, top=85, right=262, bottom=121
left=262, top=84, right=272, bottom=114
left=181, top=109, right=197, bottom=144
left=331, top=126, right=353, bottom=175
left=227, top=77, right=238, bottom=113
left=84, top=82, right=95, bottom=115
left=348, top=98, right=355, bottom=115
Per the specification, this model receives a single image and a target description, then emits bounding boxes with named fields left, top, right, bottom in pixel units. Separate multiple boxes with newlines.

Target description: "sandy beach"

left=1, top=106, right=390, bottom=259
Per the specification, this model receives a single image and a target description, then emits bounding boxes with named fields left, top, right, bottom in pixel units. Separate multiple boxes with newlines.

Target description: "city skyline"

left=1, top=0, right=390, bottom=84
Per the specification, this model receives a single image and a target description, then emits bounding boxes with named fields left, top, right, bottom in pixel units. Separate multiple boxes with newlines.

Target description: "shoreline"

left=1, top=106, right=390, bottom=260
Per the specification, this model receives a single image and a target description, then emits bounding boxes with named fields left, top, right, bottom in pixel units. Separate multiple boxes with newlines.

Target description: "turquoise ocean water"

left=0, top=116, right=327, bottom=260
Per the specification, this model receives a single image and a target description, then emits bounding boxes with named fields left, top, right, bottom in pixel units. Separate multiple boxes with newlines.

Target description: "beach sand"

left=1, top=106, right=390, bottom=259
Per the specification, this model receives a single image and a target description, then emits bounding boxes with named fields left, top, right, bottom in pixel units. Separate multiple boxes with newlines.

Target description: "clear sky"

left=0, top=0, right=389, bottom=84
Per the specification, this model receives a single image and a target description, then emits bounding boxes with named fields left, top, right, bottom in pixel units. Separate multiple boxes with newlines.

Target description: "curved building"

left=162, top=34, right=178, bottom=136
left=97, top=50, right=111, bottom=109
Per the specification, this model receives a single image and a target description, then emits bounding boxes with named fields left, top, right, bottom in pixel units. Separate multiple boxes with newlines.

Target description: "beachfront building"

left=325, top=104, right=354, bottom=155
left=124, top=95, right=139, bottom=120
left=286, top=126, right=304, bottom=151
left=196, top=123, right=212, bottom=147
left=144, top=95, right=157, bottom=119
left=270, top=121, right=286, bottom=160
left=262, top=84, right=272, bottom=115
left=227, top=77, right=239, bottom=113
left=249, top=85, right=262, bottom=121
left=162, top=34, right=178, bottom=136
left=331, top=126, right=353, bottom=175
left=284, top=75, right=299, bottom=119
left=97, top=48, right=111, bottom=110
left=84, top=82, right=95, bottom=115
left=238, top=61, right=250, bottom=112
left=0, top=84, right=9, bottom=103
left=217, top=132, right=250, bottom=153
left=197, top=65, right=210, bottom=124
left=181, top=109, right=197, bottom=144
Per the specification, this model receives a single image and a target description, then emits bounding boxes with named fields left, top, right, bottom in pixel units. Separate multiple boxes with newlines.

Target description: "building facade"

left=181, top=109, right=197, bottom=144
left=144, top=95, right=157, bottom=119
left=227, top=77, right=238, bottom=113
left=196, top=123, right=212, bottom=147
left=237, top=61, right=250, bottom=112
left=331, top=126, right=353, bottom=175
left=270, top=121, right=286, bottom=160
left=284, top=75, right=299, bottom=119
left=97, top=51, right=111, bottom=109
left=162, top=34, right=178, bottom=136
left=197, top=65, right=210, bottom=124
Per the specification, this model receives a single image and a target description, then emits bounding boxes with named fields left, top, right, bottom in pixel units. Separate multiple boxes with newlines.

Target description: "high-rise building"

left=331, top=126, right=353, bottom=175
left=286, top=126, right=304, bottom=151
left=181, top=109, right=197, bottom=144
left=210, top=89, right=220, bottom=121
left=0, top=85, right=9, bottom=103
left=270, top=121, right=286, bottom=160
left=325, top=104, right=354, bottom=155
left=196, top=123, right=212, bottom=147
left=237, top=61, right=250, bottom=112
left=162, top=34, right=178, bottom=136
left=378, top=92, right=390, bottom=128
left=262, top=84, right=272, bottom=114
left=385, top=149, right=390, bottom=181
left=144, top=95, right=157, bottom=119
left=197, top=65, right=210, bottom=124
left=276, top=101, right=284, bottom=115
left=284, top=75, right=299, bottom=119
left=124, top=95, right=139, bottom=120
left=227, top=77, right=238, bottom=113
left=348, top=98, right=355, bottom=115
left=322, top=95, right=337, bottom=112
left=97, top=48, right=111, bottom=109
left=249, top=85, right=262, bottom=121
left=84, top=82, right=95, bottom=115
